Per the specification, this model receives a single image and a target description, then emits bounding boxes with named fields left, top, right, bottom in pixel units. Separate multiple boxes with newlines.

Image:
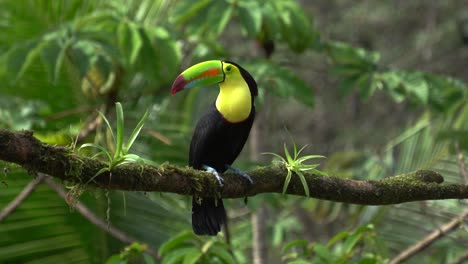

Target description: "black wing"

left=189, top=104, right=255, bottom=173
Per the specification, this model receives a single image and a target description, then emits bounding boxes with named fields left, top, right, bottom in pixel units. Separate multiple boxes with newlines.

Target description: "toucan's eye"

left=225, top=65, right=232, bottom=72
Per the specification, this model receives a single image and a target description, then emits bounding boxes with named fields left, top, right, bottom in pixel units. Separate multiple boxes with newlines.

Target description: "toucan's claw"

left=226, top=165, right=254, bottom=185
left=203, top=165, right=224, bottom=187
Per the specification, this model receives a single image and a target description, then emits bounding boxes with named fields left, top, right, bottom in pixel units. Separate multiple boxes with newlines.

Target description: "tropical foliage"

left=0, top=0, right=467, bottom=263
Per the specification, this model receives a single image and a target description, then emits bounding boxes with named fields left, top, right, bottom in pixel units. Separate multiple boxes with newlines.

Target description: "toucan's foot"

left=226, top=165, right=253, bottom=185
left=203, top=165, right=224, bottom=187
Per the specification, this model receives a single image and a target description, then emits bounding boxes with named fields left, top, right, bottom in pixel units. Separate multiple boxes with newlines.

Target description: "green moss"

left=65, top=155, right=85, bottom=183
left=164, top=165, right=226, bottom=198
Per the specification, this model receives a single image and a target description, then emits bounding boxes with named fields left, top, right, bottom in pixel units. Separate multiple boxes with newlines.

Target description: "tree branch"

left=44, top=176, right=159, bottom=259
left=389, top=143, right=468, bottom=264
left=451, top=250, right=468, bottom=264
left=1, top=129, right=468, bottom=204
left=389, top=209, right=468, bottom=264
left=0, top=174, right=45, bottom=221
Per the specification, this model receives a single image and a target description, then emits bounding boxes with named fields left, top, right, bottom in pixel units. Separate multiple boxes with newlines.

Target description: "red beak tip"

left=171, top=75, right=187, bottom=95
left=171, top=86, right=183, bottom=95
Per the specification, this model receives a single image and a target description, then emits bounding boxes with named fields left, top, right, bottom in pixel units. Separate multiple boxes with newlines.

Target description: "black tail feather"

left=192, top=197, right=226, bottom=236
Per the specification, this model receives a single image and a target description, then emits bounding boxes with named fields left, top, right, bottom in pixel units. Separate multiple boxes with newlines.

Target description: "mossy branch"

left=1, top=129, right=467, bottom=204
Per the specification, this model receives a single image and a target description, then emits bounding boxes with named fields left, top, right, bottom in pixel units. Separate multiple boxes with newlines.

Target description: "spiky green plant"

left=79, top=102, right=151, bottom=179
left=263, top=140, right=328, bottom=197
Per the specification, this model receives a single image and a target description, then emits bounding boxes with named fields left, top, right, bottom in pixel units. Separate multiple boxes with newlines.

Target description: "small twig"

left=0, top=174, right=46, bottom=221
left=44, top=177, right=159, bottom=260
left=145, top=128, right=172, bottom=145
left=389, top=209, right=468, bottom=264
left=391, top=143, right=468, bottom=263
left=45, top=105, right=95, bottom=121
left=77, top=112, right=103, bottom=143
left=455, top=143, right=468, bottom=184
left=450, top=250, right=468, bottom=264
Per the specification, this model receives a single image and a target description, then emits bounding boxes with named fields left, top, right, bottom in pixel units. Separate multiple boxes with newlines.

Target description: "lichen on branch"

left=0, top=129, right=467, bottom=204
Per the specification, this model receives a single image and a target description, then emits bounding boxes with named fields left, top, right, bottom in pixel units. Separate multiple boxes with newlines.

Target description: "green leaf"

left=0, top=171, right=92, bottom=262
left=296, top=144, right=308, bottom=157
left=117, top=21, right=142, bottom=66
left=182, top=249, right=202, bottom=264
left=68, top=40, right=100, bottom=78
left=215, top=4, right=233, bottom=35
left=125, top=109, right=149, bottom=153
left=292, top=138, right=298, bottom=159
left=201, top=240, right=214, bottom=254
left=210, top=246, right=236, bottom=264
left=5, top=40, right=43, bottom=81
left=122, top=153, right=142, bottom=162
left=331, top=64, right=365, bottom=79
left=337, top=75, right=361, bottom=97
left=295, top=171, right=309, bottom=197
left=402, top=72, right=429, bottom=104
left=40, top=35, right=67, bottom=83
left=128, top=22, right=143, bottom=65
left=283, top=170, right=292, bottom=195
left=262, top=5, right=280, bottom=37
left=310, top=168, right=329, bottom=177
left=343, top=232, right=363, bottom=255
left=378, top=71, right=402, bottom=91
left=438, top=129, right=468, bottom=150
left=143, top=253, right=156, bottom=264
left=138, top=158, right=159, bottom=167
left=85, top=167, right=111, bottom=185
left=237, top=2, right=262, bottom=37
left=158, top=231, right=194, bottom=256
left=385, top=115, right=430, bottom=151
left=282, top=239, right=309, bottom=253
left=79, top=143, right=112, bottom=162
left=117, top=20, right=130, bottom=65
left=296, top=155, right=326, bottom=164
left=313, top=244, right=333, bottom=262
left=98, top=111, right=116, bottom=146
left=357, top=73, right=376, bottom=100
left=248, top=61, right=315, bottom=107
left=172, top=0, right=212, bottom=26
left=288, top=260, right=312, bottom=264
left=298, top=164, right=319, bottom=171
left=262, top=152, right=287, bottom=162
left=105, top=254, right=127, bottom=264
left=143, top=25, right=181, bottom=84
left=284, top=143, right=293, bottom=165
left=327, top=41, right=379, bottom=66
left=19, top=42, right=48, bottom=81
left=326, top=231, right=350, bottom=247
left=272, top=222, right=284, bottom=246
left=162, top=248, right=196, bottom=264
left=280, top=3, right=315, bottom=53
left=327, top=42, right=380, bottom=100
left=114, top=102, right=124, bottom=158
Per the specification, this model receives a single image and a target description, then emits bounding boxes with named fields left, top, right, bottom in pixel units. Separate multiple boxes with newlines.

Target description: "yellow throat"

left=215, top=76, right=252, bottom=123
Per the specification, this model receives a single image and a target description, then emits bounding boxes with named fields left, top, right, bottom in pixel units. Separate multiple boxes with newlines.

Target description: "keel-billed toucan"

left=171, top=60, right=257, bottom=235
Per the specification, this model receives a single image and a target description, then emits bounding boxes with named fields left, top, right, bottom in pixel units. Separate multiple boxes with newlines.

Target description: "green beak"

left=171, top=60, right=224, bottom=95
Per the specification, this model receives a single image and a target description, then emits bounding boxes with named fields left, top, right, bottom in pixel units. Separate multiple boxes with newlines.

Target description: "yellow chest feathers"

left=215, top=77, right=252, bottom=123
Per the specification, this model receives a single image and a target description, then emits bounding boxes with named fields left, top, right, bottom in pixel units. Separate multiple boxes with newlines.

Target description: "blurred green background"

left=0, top=0, right=467, bottom=263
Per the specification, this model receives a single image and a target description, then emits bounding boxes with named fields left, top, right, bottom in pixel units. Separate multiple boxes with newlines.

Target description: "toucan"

left=171, top=60, right=257, bottom=235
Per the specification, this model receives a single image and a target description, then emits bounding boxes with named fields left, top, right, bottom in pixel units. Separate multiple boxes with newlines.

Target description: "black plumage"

left=189, top=61, right=257, bottom=236
left=189, top=105, right=255, bottom=172
left=190, top=104, right=255, bottom=235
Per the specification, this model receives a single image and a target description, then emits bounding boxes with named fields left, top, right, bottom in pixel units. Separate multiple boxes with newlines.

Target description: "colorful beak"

left=171, top=60, right=224, bottom=95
